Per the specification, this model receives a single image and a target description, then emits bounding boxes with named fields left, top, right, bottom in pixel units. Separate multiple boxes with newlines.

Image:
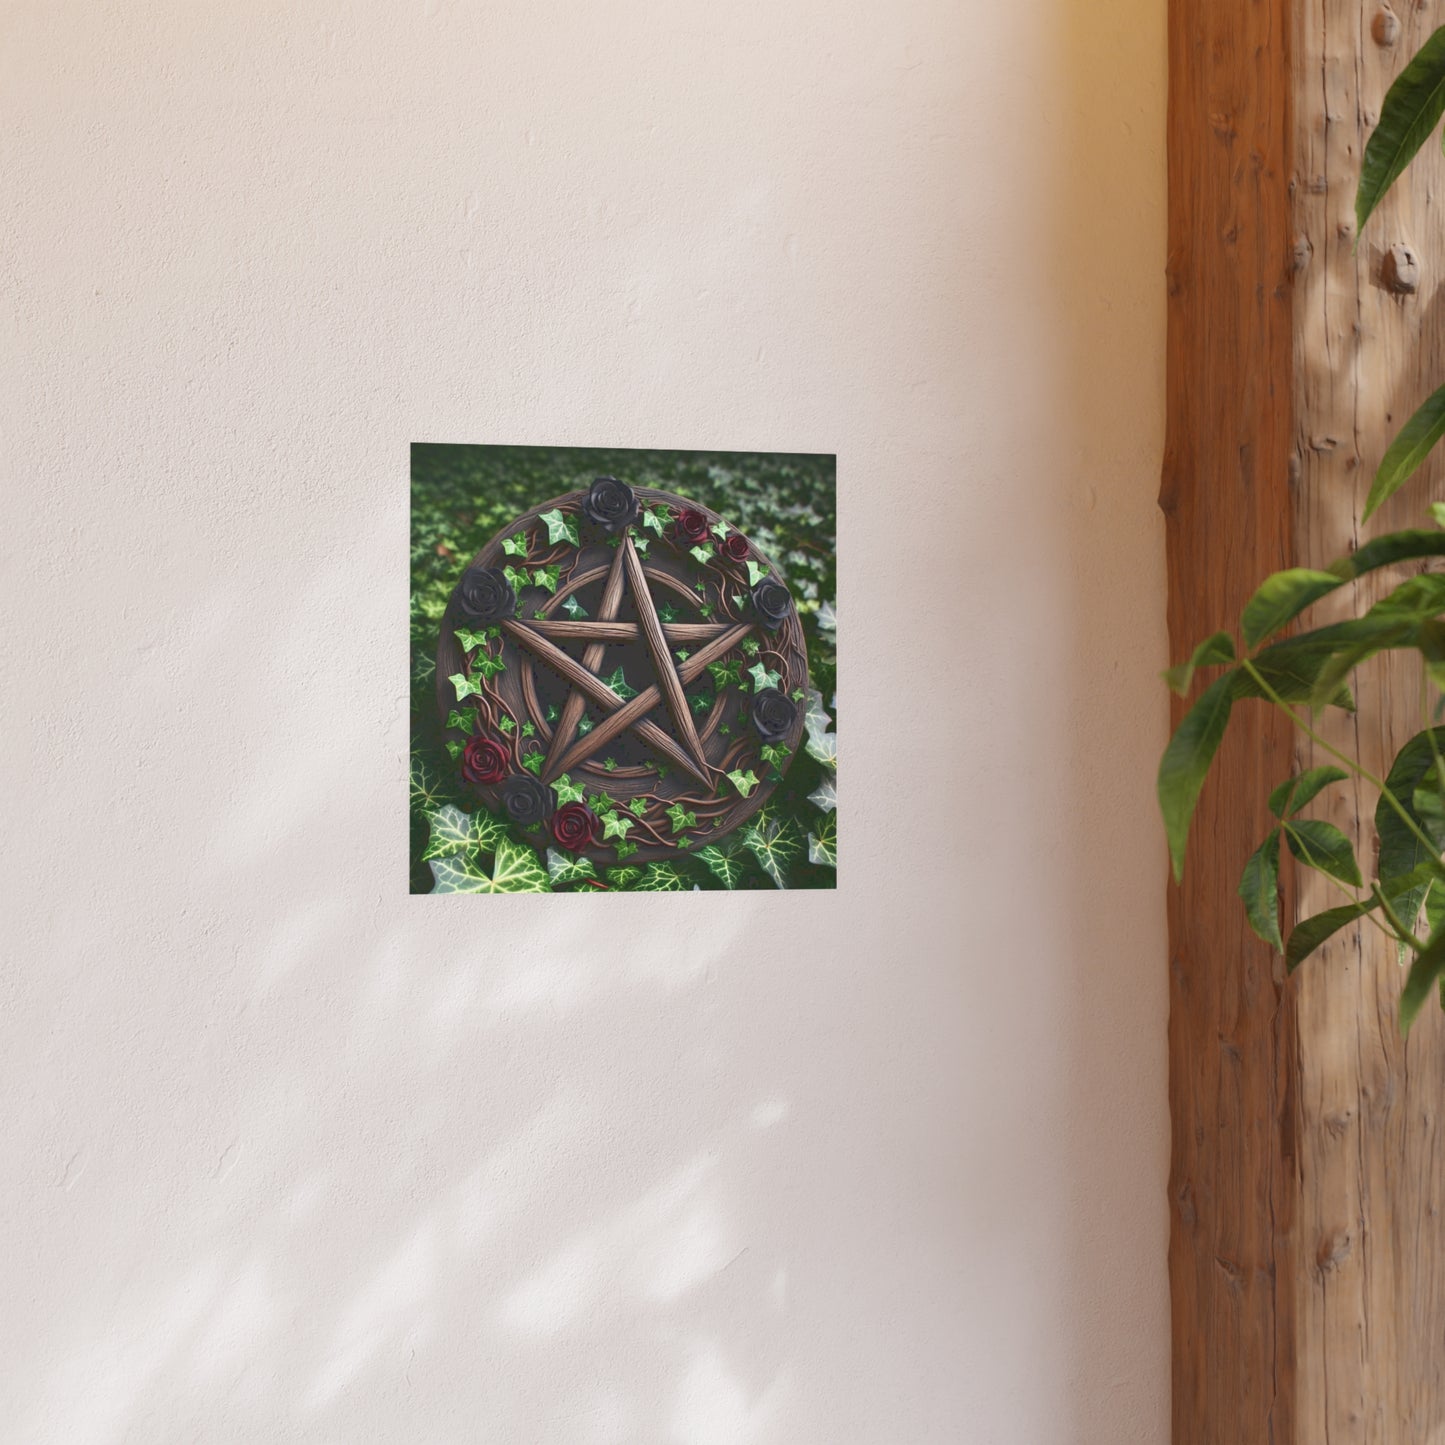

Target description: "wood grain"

left=525, top=620, right=732, bottom=644
left=549, top=624, right=753, bottom=780
left=540, top=540, right=628, bottom=779
left=1168, top=1, right=1445, bottom=1438
left=621, top=535, right=709, bottom=774
left=501, top=618, right=709, bottom=784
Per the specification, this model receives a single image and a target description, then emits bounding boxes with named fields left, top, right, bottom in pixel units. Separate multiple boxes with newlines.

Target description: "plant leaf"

left=808, top=777, right=838, bottom=813
left=748, top=661, right=782, bottom=693
left=1163, top=631, right=1237, bottom=695
left=1367, top=382, right=1445, bottom=519
left=1331, top=528, right=1445, bottom=580
left=634, top=862, right=687, bottom=892
left=601, top=812, right=635, bottom=841
left=450, top=672, right=483, bottom=701
left=422, top=804, right=480, bottom=862
left=1239, top=830, right=1283, bottom=950
left=698, top=844, right=749, bottom=889
left=742, top=814, right=800, bottom=889
left=1357, top=25, right=1445, bottom=236
left=1158, top=671, right=1236, bottom=881
left=1268, top=765, right=1348, bottom=819
left=429, top=836, right=550, bottom=894
left=727, top=768, right=760, bottom=797
left=546, top=849, right=598, bottom=886
left=1284, top=819, right=1363, bottom=887
left=1376, top=729, right=1445, bottom=946
left=1286, top=900, right=1379, bottom=972
left=1401, top=924, right=1445, bottom=1031
left=1241, top=570, right=1341, bottom=649
left=689, top=544, right=713, bottom=565
left=551, top=773, right=586, bottom=805
left=538, top=508, right=580, bottom=547
left=808, top=814, right=838, bottom=868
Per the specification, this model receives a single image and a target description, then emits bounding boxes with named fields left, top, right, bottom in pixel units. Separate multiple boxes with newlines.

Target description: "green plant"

left=1160, top=32, right=1445, bottom=1031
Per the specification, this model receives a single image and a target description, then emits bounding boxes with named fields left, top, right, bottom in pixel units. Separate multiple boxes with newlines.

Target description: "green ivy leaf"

left=627, top=797, right=647, bottom=817
left=601, top=666, right=637, bottom=700
left=742, top=637, right=760, bottom=657
left=666, top=803, right=697, bottom=833
left=1162, top=630, right=1237, bottom=695
left=538, top=508, right=581, bottom=547
left=710, top=520, right=729, bottom=540
left=675, top=648, right=691, bottom=662
left=690, top=544, right=714, bottom=565
left=546, top=849, right=597, bottom=886
left=521, top=751, right=544, bottom=776
left=634, top=862, right=686, bottom=891
left=521, top=721, right=536, bottom=738
left=1157, top=671, right=1236, bottom=882
left=578, top=716, right=594, bottom=735
left=422, top=804, right=481, bottom=861
left=642, top=505, right=672, bottom=537
left=634, top=536, right=650, bottom=557
left=707, top=658, right=742, bottom=688
left=808, top=777, right=837, bottom=813
left=429, top=836, right=551, bottom=894
left=613, top=840, right=640, bottom=861
left=748, top=661, right=782, bottom=693
left=1357, top=25, right=1445, bottom=236
left=727, top=768, right=760, bottom=798
left=498, top=714, right=515, bottom=733
left=501, top=531, right=529, bottom=557
left=503, top=564, right=530, bottom=593
left=602, top=812, right=635, bottom=841
left=446, top=709, right=476, bottom=735
left=805, top=732, right=837, bottom=769
left=690, top=692, right=711, bottom=713
left=562, top=594, right=588, bottom=620
left=1238, top=830, right=1283, bottom=951
left=454, top=628, right=490, bottom=653
left=552, top=773, right=586, bottom=805
left=446, top=738, right=465, bottom=761
left=410, top=755, right=447, bottom=814
left=743, top=814, right=800, bottom=889
left=608, top=865, right=643, bottom=886
left=545, top=703, right=560, bottom=722
left=698, top=843, right=748, bottom=888
left=603, top=757, right=618, bottom=771
left=531, top=565, right=561, bottom=594
left=808, top=814, right=837, bottom=868
left=473, top=652, right=506, bottom=679
left=450, top=672, right=484, bottom=701
left=657, top=602, right=679, bottom=623
left=746, top=560, right=769, bottom=586
left=815, top=600, right=837, bottom=633
left=761, top=743, right=791, bottom=770
left=588, top=792, right=614, bottom=814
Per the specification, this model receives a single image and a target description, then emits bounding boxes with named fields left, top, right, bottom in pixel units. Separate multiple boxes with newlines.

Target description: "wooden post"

left=1166, top=1, right=1445, bottom=1440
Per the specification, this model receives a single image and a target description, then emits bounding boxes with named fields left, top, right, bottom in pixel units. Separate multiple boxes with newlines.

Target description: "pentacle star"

left=499, top=532, right=754, bottom=786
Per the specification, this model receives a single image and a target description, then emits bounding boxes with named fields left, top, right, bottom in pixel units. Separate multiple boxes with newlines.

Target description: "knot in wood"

left=1383, top=243, right=1420, bottom=296
left=1372, top=7, right=1400, bottom=47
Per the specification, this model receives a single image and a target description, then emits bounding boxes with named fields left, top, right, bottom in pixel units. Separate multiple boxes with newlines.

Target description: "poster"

left=410, top=445, right=837, bottom=892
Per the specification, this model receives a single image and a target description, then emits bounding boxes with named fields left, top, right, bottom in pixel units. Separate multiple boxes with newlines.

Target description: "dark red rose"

left=721, top=533, right=749, bottom=561
left=673, top=508, right=710, bottom=544
left=461, top=735, right=508, bottom=785
left=551, top=802, right=601, bottom=852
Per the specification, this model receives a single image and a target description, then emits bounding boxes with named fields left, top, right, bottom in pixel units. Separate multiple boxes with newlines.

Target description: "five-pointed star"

left=500, top=534, right=754, bottom=786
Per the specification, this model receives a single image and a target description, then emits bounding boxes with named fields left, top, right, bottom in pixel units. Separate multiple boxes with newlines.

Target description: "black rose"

left=456, top=565, right=516, bottom=623
left=751, top=578, right=792, bottom=630
left=501, top=774, right=553, bottom=827
left=751, top=688, right=797, bottom=742
left=581, top=476, right=639, bottom=531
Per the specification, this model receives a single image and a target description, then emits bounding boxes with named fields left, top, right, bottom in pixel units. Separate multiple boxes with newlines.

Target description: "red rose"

left=461, top=735, right=508, bottom=785
left=673, top=508, right=710, bottom=544
left=551, top=802, right=601, bottom=852
left=720, top=533, right=749, bottom=561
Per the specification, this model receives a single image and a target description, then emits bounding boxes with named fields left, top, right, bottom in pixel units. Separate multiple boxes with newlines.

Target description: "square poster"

left=410, top=445, right=837, bottom=892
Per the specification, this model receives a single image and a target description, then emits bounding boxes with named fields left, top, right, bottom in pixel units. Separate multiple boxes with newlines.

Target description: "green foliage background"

left=411, top=444, right=837, bottom=893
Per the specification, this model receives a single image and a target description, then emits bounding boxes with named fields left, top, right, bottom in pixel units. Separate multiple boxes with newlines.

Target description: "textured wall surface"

left=0, top=2, right=1169, bottom=1441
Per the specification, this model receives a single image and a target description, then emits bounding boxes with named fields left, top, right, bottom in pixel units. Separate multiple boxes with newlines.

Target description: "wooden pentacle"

left=435, top=479, right=810, bottom=866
